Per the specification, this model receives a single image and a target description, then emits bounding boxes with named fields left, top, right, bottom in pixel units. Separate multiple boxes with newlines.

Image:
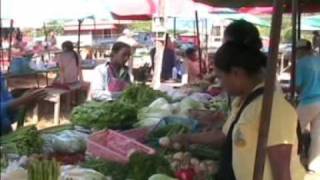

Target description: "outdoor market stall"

left=1, top=0, right=320, bottom=180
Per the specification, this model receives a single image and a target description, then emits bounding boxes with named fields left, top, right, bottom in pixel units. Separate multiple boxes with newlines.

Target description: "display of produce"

left=0, top=126, right=43, bottom=156
left=128, top=152, right=174, bottom=180
left=71, top=101, right=138, bottom=130
left=81, top=158, right=129, bottom=180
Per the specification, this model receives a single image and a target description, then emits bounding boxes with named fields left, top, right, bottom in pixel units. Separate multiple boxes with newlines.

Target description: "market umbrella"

left=2, top=0, right=113, bottom=28
left=193, top=0, right=320, bottom=11
left=215, top=13, right=271, bottom=27
left=105, top=0, right=157, bottom=20
left=238, top=7, right=273, bottom=14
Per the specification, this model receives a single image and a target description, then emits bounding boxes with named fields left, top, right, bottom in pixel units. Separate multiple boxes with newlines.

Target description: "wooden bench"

left=33, top=83, right=82, bottom=125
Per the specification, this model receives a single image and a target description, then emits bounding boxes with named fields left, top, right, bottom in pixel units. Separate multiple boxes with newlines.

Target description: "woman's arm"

left=90, top=66, right=113, bottom=101
left=172, top=129, right=226, bottom=148
left=268, top=144, right=292, bottom=180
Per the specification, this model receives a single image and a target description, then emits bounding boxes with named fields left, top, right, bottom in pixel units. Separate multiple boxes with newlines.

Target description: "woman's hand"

left=171, top=134, right=191, bottom=148
left=189, top=110, right=225, bottom=127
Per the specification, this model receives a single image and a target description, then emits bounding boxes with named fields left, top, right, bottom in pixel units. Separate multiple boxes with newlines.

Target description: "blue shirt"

left=296, top=55, right=320, bottom=106
left=0, top=72, right=15, bottom=135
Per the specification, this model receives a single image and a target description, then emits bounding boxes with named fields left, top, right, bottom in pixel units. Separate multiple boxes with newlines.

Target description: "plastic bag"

left=0, top=160, right=27, bottom=180
left=42, top=130, right=88, bottom=154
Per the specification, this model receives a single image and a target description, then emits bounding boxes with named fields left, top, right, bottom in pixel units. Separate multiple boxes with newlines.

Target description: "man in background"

left=296, top=39, right=320, bottom=174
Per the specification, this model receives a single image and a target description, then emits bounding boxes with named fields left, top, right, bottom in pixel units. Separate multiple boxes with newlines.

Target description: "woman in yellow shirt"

left=173, top=42, right=305, bottom=180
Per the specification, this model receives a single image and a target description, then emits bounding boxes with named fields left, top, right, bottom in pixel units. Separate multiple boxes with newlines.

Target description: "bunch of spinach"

left=120, top=84, right=170, bottom=109
left=71, top=101, right=138, bottom=130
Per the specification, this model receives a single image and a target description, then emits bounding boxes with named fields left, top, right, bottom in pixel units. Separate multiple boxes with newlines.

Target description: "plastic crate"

left=121, top=126, right=154, bottom=142
left=86, top=130, right=155, bottom=164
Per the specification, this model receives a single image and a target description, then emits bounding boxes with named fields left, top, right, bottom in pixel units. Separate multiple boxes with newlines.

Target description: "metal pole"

left=297, top=3, right=301, bottom=40
left=8, top=20, right=13, bottom=63
left=290, top=0, right=298, bottom=101
left=195, top=11, right=202, bottom=75
left=173, top=17, right=176, bottom=39
left=253, top=0, right=284, bottom=180
left=77, top=19, right=83, bottom=54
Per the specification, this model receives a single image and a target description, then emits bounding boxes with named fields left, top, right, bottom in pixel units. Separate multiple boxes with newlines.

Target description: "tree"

left=129, top=21, right=152, bottom=32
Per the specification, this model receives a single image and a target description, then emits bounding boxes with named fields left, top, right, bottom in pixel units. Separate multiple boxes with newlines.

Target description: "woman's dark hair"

left=185, top=47, right=196, bottom=58
left=62, top=41, right=79, bottom=66
left=214, top=42, right=267, bottom=75
left=224, top=20, right=263, bottom=50
left=111, top=42, right=131, bottom=56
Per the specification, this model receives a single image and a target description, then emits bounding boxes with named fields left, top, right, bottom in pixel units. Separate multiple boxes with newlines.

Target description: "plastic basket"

left=121, top=126, right=155, bottom=142
left=86, top=130, right=155, bottom=164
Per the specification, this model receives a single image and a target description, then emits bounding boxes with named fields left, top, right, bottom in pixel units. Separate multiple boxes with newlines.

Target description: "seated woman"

left=90, top=42, right=132, bottom=101
left=172, top=42, right=305, bottom=180
left=53, top=41, right=83, bottom=87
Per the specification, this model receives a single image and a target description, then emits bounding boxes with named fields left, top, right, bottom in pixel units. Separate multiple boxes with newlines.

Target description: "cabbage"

left=136, top=98, right=172, bottom=127
left=60, top=166, right=105, bottom=180
left=148, top=174, right=177, bottom=180
left=177, top=97, right=205, bottom=117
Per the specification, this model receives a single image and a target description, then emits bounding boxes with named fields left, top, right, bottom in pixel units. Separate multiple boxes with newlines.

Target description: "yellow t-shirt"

left=222, top=84, right=305, bottom=180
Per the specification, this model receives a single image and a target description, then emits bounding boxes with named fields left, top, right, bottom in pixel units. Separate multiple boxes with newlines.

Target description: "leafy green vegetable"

left=149, top=124, right=190, bottom=139
left=136, top=98, right=172, bottom=127
left=128, top=152, right=174, bottom=180
left=81, top=158, right=129, bottom=180
left=120, top=84, right=170, bottom=109
left=71, top=101, right=138, bottom=130
left=0, top=125, right=43, bottom=155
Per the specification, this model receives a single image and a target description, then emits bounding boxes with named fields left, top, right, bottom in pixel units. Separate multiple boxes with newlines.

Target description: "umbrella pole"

left=8, top=20, right=14, bottom=63
left=290, top=0, right=298, bottom=101
left=151, top=0, right=166, bottom=89
left=195, top=11, right=202, bottom=75
left=173, top=17, right=176, bottom=39
left=297, top=4, right=301, bottom=40
left=204, top=18, right=209, bottom=73
left=253, top=0, right=284, bottom=180
left=77, top=19, right=84, bottom=54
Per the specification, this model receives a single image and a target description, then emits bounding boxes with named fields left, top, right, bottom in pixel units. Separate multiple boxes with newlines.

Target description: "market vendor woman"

left=173, top=42, right=305, bottom=180
left=90, top=42, right=132, bottom=101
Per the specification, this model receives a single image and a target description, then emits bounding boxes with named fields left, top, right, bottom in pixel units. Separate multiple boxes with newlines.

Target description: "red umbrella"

left=108, top=0, right=157, bottom=20
left=238, top=7, right=273, bottom=14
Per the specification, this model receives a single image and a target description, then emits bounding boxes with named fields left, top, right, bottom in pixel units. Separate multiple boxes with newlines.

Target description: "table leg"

left=54, top=96, right=60, bottom=125
left=32, top=104, right=39, bottom=124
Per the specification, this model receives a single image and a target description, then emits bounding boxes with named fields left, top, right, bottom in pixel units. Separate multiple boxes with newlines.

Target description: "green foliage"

left=129, top=153, right=174, bottom=180
left=35, top=20, right=64, bottom=37
left=82, top=158, right=129, bottom=180
left=71, top=101, right=138, bottom=130
left=120, top=84, right=171, bottom=109
left=129, top=21, right=152, bottom=32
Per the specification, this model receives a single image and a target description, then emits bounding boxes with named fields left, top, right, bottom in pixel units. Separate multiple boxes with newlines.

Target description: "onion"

left=190, top=158, right=200, bottom=166
left=159, top=137, right=171, bottom=147
left=173, top=152, right=184, bottom=161
left=173, top=142, right=182, bottom=150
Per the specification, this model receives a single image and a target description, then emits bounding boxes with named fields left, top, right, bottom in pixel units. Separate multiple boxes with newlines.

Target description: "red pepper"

left=175, top=168, right=196, bottom=180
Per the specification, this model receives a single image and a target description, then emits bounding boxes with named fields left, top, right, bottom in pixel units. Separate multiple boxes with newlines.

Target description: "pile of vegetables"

left=71, top=101, right=138, bottom=130
left=120, top=84, right=170, bottom=109
left=0, top=126, right=43, bottom=155
left=82, top=153, right=174, bottom=180
left=28, top=159, right=60, bottom=180
left=165, top=152, right=218, bottom=180
left=81, top=158, right=128, bottom=180
left=128, top=152, right=174, bottom=180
